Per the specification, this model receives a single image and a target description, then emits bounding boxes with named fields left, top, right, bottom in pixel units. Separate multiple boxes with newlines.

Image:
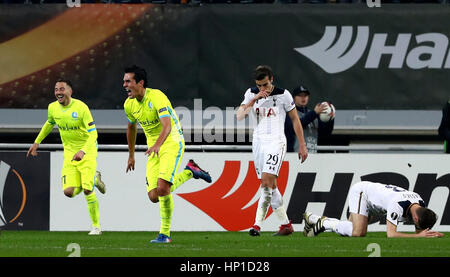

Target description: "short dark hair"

left=253, top=65, right=273, bottom=81
left=124, top=65, right=148, bottom=87
left=56, top=78, right=73, bottom=89
left=416, top=207, right=438, bottom=230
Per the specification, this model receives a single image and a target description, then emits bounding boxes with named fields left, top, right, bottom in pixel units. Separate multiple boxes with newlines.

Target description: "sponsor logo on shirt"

left=59, top=124, right=80, bottom=131
left=138, top=118, right=159, bottom=126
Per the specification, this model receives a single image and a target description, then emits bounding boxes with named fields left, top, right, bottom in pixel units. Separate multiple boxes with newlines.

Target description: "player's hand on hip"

left=26, top=143, right=39, bottom=157
left=298, top=144, right=308, bottom=163
left=126, top=156, right=135, bottom=172
left=71, top=150, right=85, bottom=161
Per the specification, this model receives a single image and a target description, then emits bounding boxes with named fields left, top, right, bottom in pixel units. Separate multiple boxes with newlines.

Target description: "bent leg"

left=62, top=159, right=82, bottom=198
left=349, top=213, right=368, bottom=237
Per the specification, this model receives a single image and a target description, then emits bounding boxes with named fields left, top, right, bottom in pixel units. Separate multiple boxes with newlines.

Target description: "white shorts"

left=252, top=138, right=287, bottom=179
left=348, top=182, right=370, bottom=217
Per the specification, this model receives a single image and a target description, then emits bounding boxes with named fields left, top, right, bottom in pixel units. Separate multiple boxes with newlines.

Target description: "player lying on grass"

left=304, top=181, right=444, bottom=238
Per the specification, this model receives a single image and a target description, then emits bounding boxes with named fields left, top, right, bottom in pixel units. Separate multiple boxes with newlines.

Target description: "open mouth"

left=56, top=95, right=64, bottom=100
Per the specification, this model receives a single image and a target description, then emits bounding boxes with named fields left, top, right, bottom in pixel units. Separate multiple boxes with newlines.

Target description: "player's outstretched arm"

left=28, top=120, right=55, bottom=158
left=415, top=228, right=444, bottom=238
left=386, top=221, right=443, bottom=238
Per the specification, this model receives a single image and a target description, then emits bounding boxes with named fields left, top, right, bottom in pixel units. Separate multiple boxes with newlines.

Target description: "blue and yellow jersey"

left=35, top=98, right=98, bottom=158
left=124, top=88, right=183, bottom=146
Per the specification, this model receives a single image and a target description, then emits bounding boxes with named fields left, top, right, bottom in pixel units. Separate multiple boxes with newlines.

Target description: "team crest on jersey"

left=148, top=102, right=153, bottom=109
left=72, top=112, right=78, bottom=119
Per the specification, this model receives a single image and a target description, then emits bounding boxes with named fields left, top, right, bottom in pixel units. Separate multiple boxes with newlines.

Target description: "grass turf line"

left=0, top=231, right=449, bottom=257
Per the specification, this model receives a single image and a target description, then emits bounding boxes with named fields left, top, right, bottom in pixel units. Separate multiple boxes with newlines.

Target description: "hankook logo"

left=294, top=26, right=450, bottom=73
left=0, top=160, right=27, bottom=227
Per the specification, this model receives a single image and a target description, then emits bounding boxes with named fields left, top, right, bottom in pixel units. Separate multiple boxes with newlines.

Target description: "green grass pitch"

left=1, top=231, right=449, bottom=257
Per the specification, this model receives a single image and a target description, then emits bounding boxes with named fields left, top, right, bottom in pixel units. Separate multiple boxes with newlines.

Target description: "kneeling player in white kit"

left=304, top=181, right=444, bottom=238
left=236, top=65, right=308, bottom=236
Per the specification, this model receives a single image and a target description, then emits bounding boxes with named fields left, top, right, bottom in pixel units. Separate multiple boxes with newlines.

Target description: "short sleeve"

left=82, top=103, right=96, bottom=132
left=124, top=100, right=136, bottom=124
left=283, top=90, right=296, bottom=112
left=153, top=90, right=172, bottom=119
left=386, top=203, right=402, bottom=226
left=240, top=88, right=254, bottom=106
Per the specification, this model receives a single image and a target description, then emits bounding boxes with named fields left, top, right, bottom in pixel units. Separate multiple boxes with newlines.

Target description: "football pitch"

left=0, top=231, right=449, bottom=257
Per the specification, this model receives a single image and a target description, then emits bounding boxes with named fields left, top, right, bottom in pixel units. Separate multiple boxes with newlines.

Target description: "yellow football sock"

left=159, top=194, right=174, bottom=237
left=170, top=169, right=193, bottom=192
left=85, top=191, right=100, bottom=228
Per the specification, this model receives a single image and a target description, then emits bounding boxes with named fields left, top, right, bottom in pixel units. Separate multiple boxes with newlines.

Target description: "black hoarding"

left=0, top=151, right=50, bottom=230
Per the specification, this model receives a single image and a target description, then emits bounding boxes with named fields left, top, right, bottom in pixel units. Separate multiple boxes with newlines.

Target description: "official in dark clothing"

left=285, top=85, right=334, bottom=153
left=438, top=100, right=450, bottom=154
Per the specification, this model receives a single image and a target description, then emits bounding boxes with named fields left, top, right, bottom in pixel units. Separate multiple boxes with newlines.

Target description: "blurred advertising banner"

left=50, top=152, right=450, bottom=232
left=1, top=4, right=450, bottom=110
left=0, top=151, right=50, bottom=230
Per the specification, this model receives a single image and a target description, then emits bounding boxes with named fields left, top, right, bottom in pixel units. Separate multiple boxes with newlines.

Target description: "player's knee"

left=148, top=194, right=159, bottom=203
left=63, top=189, right=73, bottom=198
left=156, top=186, right=170, bottom=197
left=156, top=179, right=171, bottom=196
left=148, top=189, right=159, bottom=203
left=352, top=232, right=366, bottom=237
left=352, top=228, right=367, bottom=237
left=260, top=177, right=275, bottom=189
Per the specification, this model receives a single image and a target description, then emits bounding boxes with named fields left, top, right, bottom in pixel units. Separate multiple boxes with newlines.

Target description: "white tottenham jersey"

left=361, top=181, right=425, bottom=226
left=241, top=86, right=295, bottom=140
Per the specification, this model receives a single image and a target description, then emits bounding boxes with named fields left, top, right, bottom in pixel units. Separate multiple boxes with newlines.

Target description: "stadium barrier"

left=1, top=149, right=449, bottom=232
left=0, top=143, right=444, bottom=152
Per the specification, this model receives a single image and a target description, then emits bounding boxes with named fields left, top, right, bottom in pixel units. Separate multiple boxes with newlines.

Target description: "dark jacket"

left=438, top=101, right=450, bottom=153
left=285, top=105, right=334, bottom=152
